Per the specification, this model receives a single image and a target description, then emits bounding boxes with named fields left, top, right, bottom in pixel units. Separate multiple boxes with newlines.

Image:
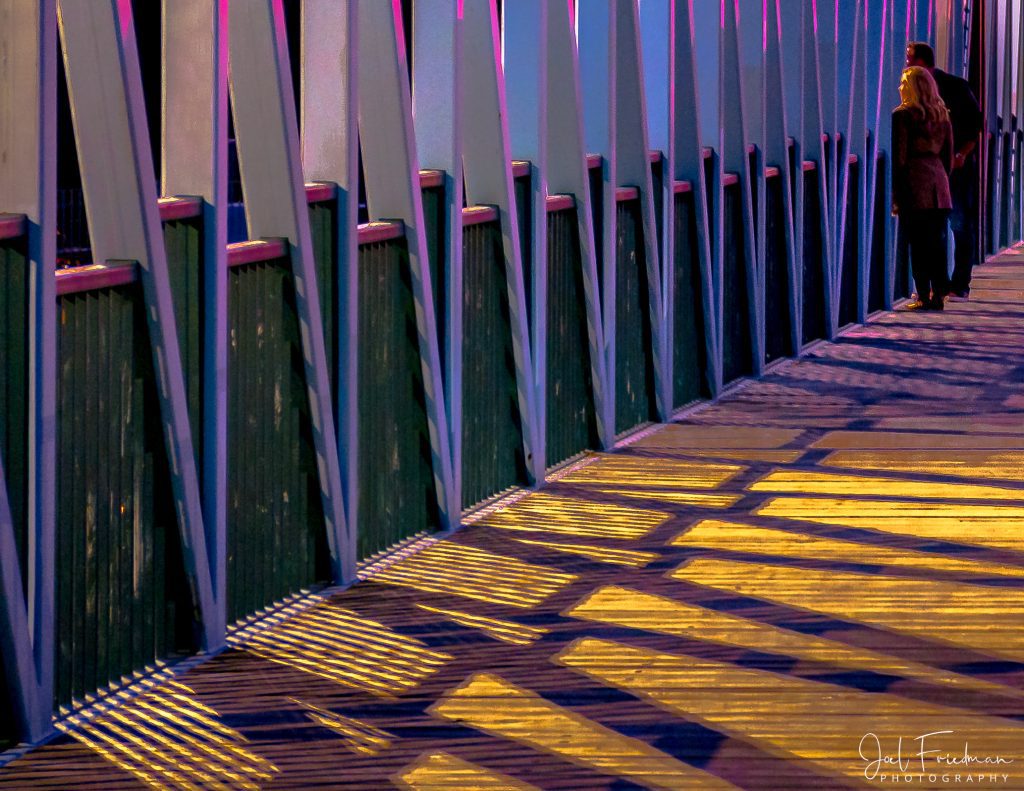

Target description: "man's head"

left=906, top=42, right=936, bottom=70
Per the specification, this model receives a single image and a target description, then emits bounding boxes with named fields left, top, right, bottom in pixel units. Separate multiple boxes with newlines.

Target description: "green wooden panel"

left=0, top=235, right=28, bottom=584
left=514, top=174, right=532, bottom=327
left=614, top=199, right=656, bottom=435
left=0, top=234, right=28, bottom=748
left=357, top=239, right=439, bottom=559
left=54, top=284, right=194, bottom=708
left=869, top=155, right=888, bottom=312
left=840, top=161, right=860, bottom=327
left=672, top=192, right=708, bottom=407
left=226, top=258, right=329, bottom=624
left=309, top=199, right=339, bottom=395
left=801, top=169, right=828, bottom=345
left=546, top=208, right=597, bottom=468
left=163, top=217, right=203, bottom=462
left=722, top=184, right=753, bottom=384
left=764, top=177, right=794, bottom=365
left=461, top=221, right=527, bottom=509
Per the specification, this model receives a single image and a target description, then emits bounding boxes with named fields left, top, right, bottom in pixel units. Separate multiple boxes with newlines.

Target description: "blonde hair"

left=899, top=66, right=950, bottom=125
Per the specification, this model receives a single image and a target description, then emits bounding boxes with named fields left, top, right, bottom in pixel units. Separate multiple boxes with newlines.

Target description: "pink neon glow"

left=812, top=0, right=819, bottom=34
left=763, top=0, right=768, bottom=51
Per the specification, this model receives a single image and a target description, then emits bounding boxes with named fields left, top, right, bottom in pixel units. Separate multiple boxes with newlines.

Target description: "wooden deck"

left=3, top=251, right=1024, bottom=789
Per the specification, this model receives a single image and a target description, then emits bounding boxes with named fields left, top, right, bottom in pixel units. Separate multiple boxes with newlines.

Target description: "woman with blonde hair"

left=892, top=65, right=954, bottom=310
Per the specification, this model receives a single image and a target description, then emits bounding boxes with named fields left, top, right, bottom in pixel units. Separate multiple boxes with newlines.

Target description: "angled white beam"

left=579, top=0, right=668, bottom=427
left=638, top=0, right=672, bottom=403
left=780, top=0, right=807, bottom=339
left=803, top=0, right=837, bottom=336
left=766, top=0, right=801, bottom=356
left=679, top=0, right=722, bottom=394
left=162, top=0, right=228, bottom=642
left=613, top=0, right=667, bottom=417
left=356, top=0, right=457, bottom=527
left=461, top=0, right=541, bottom=486
left=300, top=0, right=360, bottom=578
left=58, top=0, right=219, bottom=650
left=0, top=0, right=56, bottom=742
left=412, top=0, right=464, bottom=505
left=818, top=0, right=840, bottom=285
left=505, top=0, right=612, bottom=455
left=836, top=0, right=868, bottom=322
left=867, top=0, right=897, bottom=308
left=228, top=0, right=353, bottom=582
left=722, top=0, right=764, bottom=374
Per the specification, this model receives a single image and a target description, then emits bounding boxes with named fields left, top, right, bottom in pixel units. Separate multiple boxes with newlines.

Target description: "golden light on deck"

left=632, top=425, right=803, bottom=450
left=585, top=488, right=742, bottom=509
left=556, top=638, right=1024, bottom=787
left=670, top=518, right=1024, bottom=578
left=395, top=751, right=541, bottom=790
left=671, top=558, right=1024, bottom=663
left=231, top=603, right=452, bottom=695
left=482, top=492, right=670, bottom=539
left=416, top=603, right=548, bottom=645
left=812, top=430, right=1024, bottom=450
left=559, top=453, right=744, bottom=488
left=290, top=698, right=393, bottom=755
left=755, top=496, right=1024, bottom=553
left=429, top=673, right=737, bottom=790
left=749, top=469, right=1024, bottom=501
left=565, top=585, right=1023, bottom=698
left=370, top=542, right=578, bottom=607
left=628, top=423, right=805, bottom=461
left=508, top=536, right=658, bottom=568
left=823, top=449, right=1024, bottom=482
left=55, top=680, right=277, bottom=790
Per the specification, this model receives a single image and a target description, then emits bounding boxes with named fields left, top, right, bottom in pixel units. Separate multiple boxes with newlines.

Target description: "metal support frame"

left=803, top=1, right=837, bottom=336
left=505, top=0, right=611, bottom=455
left=819, top=0, right=840, bottom=326
left=300, top=0, right=360, bottom=579
left=780, top=0, right=807, bottom=331
left=1016, top=0, right=1024, bottom=241
left=412, top=0, right=465, bottom=506
left=766, top=0, right=801, bottom=355
left=579, top=0, right=668, bottom=428
left=837, top=0, right=868, bottom=323
left=638, top=0, right=673, bottom=402
left=685, top=0, right=720, bottom=395
left=58, top=0, right=219, bottom=651
left=878, top=0, right=900, bottom=307
left=356, top=0, right=457, bottom=527
left=228, top=0, right=353, bottom=583
left=162, top=0, right=229, bottom=645
left=0, top=0, right=56, bottom=744
left=721, top=0, right=764, bottom=373
left=997, top=0, right=1015, bottom=247
left=460, top=0, right=541, bottom=487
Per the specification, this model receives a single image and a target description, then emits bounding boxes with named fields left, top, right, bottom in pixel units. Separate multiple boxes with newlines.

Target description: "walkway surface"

left=3, top=251, right=1024, bottom=790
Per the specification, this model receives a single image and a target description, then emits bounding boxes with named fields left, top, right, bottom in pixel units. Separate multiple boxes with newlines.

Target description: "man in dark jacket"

left=906, top=42, right=983, bottom=300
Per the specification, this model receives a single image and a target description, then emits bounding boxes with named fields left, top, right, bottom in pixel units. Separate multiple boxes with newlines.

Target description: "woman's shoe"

left=902, top=299, right=927, bottom=310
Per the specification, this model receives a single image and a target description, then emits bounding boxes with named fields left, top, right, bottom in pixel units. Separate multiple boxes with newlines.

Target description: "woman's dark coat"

left=891, top=106, right=954, bottom=213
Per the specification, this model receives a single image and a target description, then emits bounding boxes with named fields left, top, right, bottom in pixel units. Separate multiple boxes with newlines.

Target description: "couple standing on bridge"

left=892, top=42, right=982, bottom=311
